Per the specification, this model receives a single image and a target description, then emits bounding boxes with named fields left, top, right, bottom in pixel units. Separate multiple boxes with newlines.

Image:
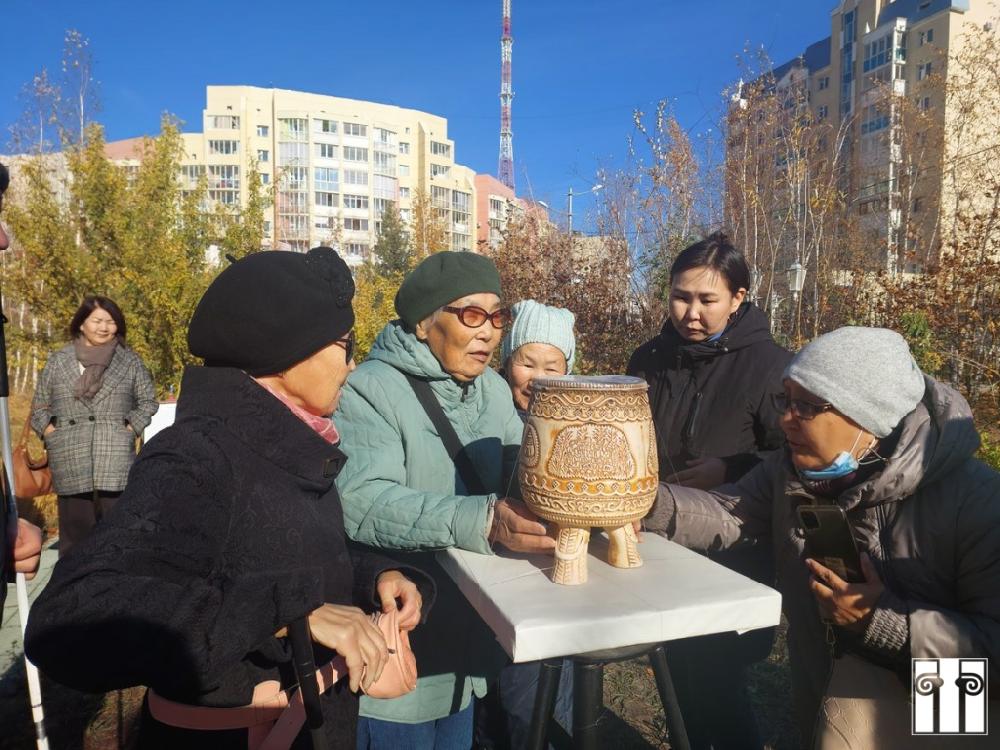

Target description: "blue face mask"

left=798, top=430, right=871, bottom=481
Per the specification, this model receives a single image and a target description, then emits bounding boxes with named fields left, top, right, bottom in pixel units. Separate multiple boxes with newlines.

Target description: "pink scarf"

left=253, top=379, right=340, bottom=445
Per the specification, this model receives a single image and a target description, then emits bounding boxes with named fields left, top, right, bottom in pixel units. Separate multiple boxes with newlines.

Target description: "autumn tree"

left=409, top=187, right=449, bottom=259
left=374, top=202, right=413, bottom=276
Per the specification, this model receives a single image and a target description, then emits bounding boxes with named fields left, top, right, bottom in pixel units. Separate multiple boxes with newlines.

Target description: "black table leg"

left=526, top=658, right=563, bottom=750
left=572, top=660, right=604, bottom=750
left=648, top=644, right=691, bottom=750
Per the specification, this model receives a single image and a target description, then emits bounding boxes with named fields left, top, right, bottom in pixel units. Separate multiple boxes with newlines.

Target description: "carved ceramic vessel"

left=518, top=375, right=658, bottom=585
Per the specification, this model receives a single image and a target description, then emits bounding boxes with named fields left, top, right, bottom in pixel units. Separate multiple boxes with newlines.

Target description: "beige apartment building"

left=151, top=86, right=478, bottom=264
left=740, top=0, right=996, bottom=270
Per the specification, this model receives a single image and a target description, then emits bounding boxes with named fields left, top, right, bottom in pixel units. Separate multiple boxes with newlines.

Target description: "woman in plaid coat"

left=30, top=296, right=157, bottom=556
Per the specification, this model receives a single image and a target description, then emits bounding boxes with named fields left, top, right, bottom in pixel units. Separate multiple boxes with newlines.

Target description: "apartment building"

left=473, top=174, right=549, bottom=249
left=137, top=86, right=478, bottom=264
left=737, top=0, right=996, bottom=268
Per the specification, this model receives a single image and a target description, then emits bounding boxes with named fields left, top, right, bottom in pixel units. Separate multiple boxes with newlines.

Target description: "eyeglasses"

left=772, top=392, right=836, bottom=420
left=333, top=330, right=355, bottom=362
left=442, top=305, right=510, bottom=330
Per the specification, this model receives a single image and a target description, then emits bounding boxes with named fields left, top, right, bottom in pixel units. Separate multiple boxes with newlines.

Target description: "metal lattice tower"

left=498, top=0, right=515, bottom=191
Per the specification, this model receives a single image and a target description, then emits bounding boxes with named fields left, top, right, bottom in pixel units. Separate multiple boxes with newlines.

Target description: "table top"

left=437, top=532, right=782, bottom=663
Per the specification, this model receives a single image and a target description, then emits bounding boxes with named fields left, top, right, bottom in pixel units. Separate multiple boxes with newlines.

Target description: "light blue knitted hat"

left=501, top=300, right=577, bottom=373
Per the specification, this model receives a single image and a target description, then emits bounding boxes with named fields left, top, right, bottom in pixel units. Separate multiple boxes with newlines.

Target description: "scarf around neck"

left=253, top=378, right=340, bottom=445
left=73, top=337, right=118, bottom=401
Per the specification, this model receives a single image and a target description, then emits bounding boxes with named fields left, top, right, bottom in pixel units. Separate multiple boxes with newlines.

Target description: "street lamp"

left=567, top=183, right=603, bottom=233
left=787, top=260, right=806, bottom=301
left=786, top=260, right=806, bottom=340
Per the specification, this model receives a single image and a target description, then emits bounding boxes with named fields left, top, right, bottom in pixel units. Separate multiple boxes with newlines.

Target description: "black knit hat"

left=188, top=247, right=355, bottom=375
left=394, top=251, right=502, bottom=328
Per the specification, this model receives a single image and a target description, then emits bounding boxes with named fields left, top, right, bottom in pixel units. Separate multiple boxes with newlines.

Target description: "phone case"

left=797, top=504, right=864, bottom=583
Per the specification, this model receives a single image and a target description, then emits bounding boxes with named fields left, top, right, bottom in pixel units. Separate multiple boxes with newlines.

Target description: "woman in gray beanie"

left=645, top=326, right=1000, bottom=749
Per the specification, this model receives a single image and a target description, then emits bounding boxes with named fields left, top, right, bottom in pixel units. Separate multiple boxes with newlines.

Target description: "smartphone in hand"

left=797, top=504, right=865, bottom=583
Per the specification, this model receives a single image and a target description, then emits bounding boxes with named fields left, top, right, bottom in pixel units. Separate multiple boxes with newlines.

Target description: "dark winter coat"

left=628, top=303, right=790, bottom=665
left=30, top=343, right=158, bottom=495
left=627, top=302, right=791, bottom=483
left=648, top=377, right=1000, bottom=746
left=25, top=366, right=433, bottom=750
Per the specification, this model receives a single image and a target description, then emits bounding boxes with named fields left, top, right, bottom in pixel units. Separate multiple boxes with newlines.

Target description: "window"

left=257, top=149, right=269, bottom=162
left=430, top=164, right=450, bottom=178
left=489, top=198, right=504, bottom=219
left=373, top=174, right=397, bottom=199
left=257, top=125, right=269, bottom=137
left=208, top=164, right=240, bottom=189
left=860, top=104, right=889, bottom=135
left=863, top=35, right=891, bottom=72
left=260, top=173, right=270, bottom=184
left=314, top=216, right=338, bottom=230
left=343, top=217, right=369, bottom=231
left=315, top=191, right=339, bottom=207
left=278, top=192, right=308, bottom=213
left=278, top=142, right=308, bottom=164
left=180, top=165, right=205, bottom=182
left=316, top=143, right=338, bottom=159
left=314, top=119, right=337, bottom=134
left=279, top=118, right=308, bottom=141
left=345, top=243, right=368, bottom=258
left=374, top=128, right=396, bottom=148
left=431, top=185, right=450, bottom=208
left=209, top=190, right=238, bottom=205
left=209, top=139, right=239, bottom=155
left=818, top=76, right=830, bottom=91
left=280, top=166, right=308, bottom=191
left=430, top=141, right=452, bottom=158
left=343, top=169, right=368, bottom=186
left=314, top=167, right=339, bottom=192
left=919, top=95, right=932, bottom=111
left=208, top=115, right=240, bottom=129
left=343, top=122, right=367, bottom=137
left=399, top=186, right=411, bottom=199
left=817, top=105, right=828, bottom=120
left=263, top=220, right=271, bottom=234
left=343, top=146, right=369, bottom=162
left=912, top=197, right=924, bottom=213
left=399, top=141, right=410, bottom=155
left=373, top=198, right=395, bottom=217
left=343, top=194, right=369, bottom=209
left=399, top=164, right=410, bottom=177
left=917, top=62, right=933, bottom=80
left=452, top=191, right=471, bottom=213
left=373, top=151, right=396, bottom=175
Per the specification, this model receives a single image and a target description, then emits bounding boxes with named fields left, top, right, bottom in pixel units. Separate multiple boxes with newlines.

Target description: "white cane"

left=1, top=331, right=50, bottom=750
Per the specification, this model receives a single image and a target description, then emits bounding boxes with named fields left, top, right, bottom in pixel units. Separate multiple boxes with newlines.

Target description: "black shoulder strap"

left=403, top=373, right=489, bottom=495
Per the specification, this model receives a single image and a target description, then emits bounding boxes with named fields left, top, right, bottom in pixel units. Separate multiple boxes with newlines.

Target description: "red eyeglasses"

left=442, top=305, right=510, bottom=330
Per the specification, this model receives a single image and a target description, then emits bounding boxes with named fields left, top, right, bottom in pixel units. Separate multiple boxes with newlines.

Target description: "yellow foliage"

left=352, top=264, right=402, bottom=362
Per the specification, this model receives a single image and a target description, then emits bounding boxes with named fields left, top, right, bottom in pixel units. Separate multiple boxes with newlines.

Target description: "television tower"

left=498, top=0, right=515, bottom=191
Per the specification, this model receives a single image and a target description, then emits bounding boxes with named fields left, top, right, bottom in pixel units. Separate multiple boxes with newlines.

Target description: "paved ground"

left=1, top=540, right=58, bottom=697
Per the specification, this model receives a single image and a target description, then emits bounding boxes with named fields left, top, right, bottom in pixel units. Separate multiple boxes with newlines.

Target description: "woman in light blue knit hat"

left=500, top=299, right=576, bottom=417
left=487, top=299, right=576, bottom=748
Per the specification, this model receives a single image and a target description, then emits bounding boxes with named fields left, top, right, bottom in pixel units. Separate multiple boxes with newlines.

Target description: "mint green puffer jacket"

left=335, top=320, right=523, bottom=723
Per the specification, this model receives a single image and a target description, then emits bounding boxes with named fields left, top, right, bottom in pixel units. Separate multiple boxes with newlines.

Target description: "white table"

left=437, top=533, right=782, bottom=749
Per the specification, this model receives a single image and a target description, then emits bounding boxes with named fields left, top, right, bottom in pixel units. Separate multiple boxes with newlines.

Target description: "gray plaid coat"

left=30, top=343, right=157, bottom=495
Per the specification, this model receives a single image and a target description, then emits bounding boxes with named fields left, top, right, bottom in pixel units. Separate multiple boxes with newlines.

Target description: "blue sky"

left=3, top=0, right=833, bottom=220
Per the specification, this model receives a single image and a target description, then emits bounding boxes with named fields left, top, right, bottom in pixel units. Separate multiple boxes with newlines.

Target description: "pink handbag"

left=362, top=608, right=418, bottom=699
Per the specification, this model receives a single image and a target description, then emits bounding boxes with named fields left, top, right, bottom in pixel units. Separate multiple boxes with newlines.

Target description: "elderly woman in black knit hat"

left=26, top=248, right=433, bottom=750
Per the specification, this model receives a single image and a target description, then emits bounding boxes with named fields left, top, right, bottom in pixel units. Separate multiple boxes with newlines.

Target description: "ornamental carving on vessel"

left=518, top=375, right=658, bottom=585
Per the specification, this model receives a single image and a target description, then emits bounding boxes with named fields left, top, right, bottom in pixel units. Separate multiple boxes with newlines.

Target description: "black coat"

left=627, top=302, right=791, bottom=484
left=25, top=366, right=433, bottom=750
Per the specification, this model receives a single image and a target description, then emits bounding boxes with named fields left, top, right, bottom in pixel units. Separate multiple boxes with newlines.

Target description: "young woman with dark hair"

left=30, top=295, right=157, bottom=556
left=628, top=231, right=790, bottom=750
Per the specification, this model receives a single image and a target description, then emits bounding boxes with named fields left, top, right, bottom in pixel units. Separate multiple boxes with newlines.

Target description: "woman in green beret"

left=335, top=251, right=555, bottom=748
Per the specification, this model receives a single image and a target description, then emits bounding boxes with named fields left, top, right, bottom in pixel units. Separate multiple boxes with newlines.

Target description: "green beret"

left=395, top=251, right=503, bottom=327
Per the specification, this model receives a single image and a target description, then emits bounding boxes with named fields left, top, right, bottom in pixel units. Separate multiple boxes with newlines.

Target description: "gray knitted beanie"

left=783, top=327, right=926, bottom=437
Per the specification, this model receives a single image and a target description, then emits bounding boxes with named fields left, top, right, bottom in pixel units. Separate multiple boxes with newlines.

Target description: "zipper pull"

left=825, top=621, right=837, bottom=659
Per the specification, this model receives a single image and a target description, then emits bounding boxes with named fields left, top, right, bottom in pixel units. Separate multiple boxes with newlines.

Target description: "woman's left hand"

left=376, top=570, right=423, bottom=631
left=806, top=554, right=884, bottom=632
